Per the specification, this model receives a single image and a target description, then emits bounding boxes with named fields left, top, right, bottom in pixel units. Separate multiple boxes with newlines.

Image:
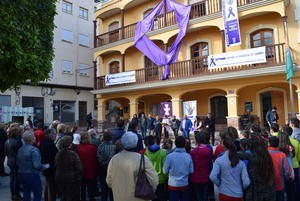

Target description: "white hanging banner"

left=105, top=71, right=136, bottom=86
left=208, top=46, right=267, bottom=69
left=182, top=100, right=197, bottom=119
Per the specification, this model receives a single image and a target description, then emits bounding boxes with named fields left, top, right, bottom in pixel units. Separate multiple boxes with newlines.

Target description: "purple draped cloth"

left=134, top=0, right=191, bottom=80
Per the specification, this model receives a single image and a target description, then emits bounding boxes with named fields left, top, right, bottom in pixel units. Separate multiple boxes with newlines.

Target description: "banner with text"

left=105, top=71, right=136, bottom=86
left=222, top=0, right=241, bottom=47
left=182, top=100, right=197, bottom=120
left=208, top=46, right=266, bottom=69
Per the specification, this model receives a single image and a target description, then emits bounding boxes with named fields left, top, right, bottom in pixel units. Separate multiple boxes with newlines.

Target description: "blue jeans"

left=192, top=183, right=209, bottom=201
left=169, top=188, right=190, bottom=201
left=19, top=172, right=42, bottom=201
left=9, top=168, right=21, bottom=197
left=183, top=130, right=190, bottom=138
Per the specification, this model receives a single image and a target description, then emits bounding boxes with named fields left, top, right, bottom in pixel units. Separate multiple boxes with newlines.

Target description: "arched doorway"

left=109, top=61, right=120, bottom=74
left=108, top=21, right=120, bottom=43
left=210, top=96, right=228, bottom=124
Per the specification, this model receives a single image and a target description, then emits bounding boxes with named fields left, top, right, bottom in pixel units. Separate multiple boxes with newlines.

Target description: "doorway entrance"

left=79, top=101, right=87, bottom=127
left=260, top=92, right=272, bottom=127
left=210, top=96, right=228, bottom=124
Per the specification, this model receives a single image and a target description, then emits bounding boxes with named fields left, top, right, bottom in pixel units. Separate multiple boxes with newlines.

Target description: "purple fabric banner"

left=222, top=0, right=241, bottom=47
left=161, top=102, right=172, bottom=117
left=134, top=0, right=191, bottom=79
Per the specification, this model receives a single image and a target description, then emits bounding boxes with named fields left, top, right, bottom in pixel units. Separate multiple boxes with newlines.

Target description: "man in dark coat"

left=204, top=113, right=215, bottom=145
left=146, top=114, right=155, bottom=136
left=0, top=124, right=8, bottom=176
left=86, top=113, right=93, bottom=130
left=40, top=128, right=58, bottom=201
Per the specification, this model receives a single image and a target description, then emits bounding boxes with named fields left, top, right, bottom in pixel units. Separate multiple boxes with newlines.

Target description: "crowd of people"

left=0, top=113, right=300, bottom=201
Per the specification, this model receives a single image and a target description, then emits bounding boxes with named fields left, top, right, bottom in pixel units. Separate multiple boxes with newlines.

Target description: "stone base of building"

left=227, top=116, right=239, bottom=128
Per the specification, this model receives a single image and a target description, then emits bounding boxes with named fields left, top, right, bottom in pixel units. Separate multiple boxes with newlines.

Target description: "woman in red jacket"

left=77, top=132, right=98, bottom=201
left=190, top=131, right=213, bottom=201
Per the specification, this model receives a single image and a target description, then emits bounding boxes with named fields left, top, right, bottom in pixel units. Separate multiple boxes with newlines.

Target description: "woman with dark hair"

left=194, top=116, right=203, bottom=132
left=242, top=138, right=276, bottom=201
left=213, top=129, right=230, bottom=161
left=190, top=132, right=213, bottom=201
left=228, top=126, right=241, bottom=151
left=210, top=138, right=250, bottom=201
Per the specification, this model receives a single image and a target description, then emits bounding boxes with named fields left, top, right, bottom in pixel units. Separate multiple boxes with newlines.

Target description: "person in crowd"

left=98, top=131, right=116, bottom=201
left=204, top=113, right=216, bottom=145
left=86, top=112, right=93, bottom=130
left=213, top=129, right=230, bottom=161
left=146, top=114, right=155, bottom=136
left=131, top=114, right=139, bottom=127
left=40, top=128, right=58, bottom=201
left=180, top=115, right=193, bottom=139
left=54, top=123, right=66, bottom=150
left=17, top=130, right=46, bottom=201
left=163, top=136, right=194, bottom=201
left=144, top=136, right=167, bottom=201
left=77, top=132, right=98, bottom=201
left=110, top=119, right=125, bottom=144
left=140, top=113, right=147, bottom=138
left=266, top=107, right=279, bottom=126
left=270, top=123, right=280, bottom=136
left=268, top=136, right=294, bottom=201
left=128, top=122, right=144, bottom=152
left=190, top=132, right=213, bottom=201
left=228, top=126, right=241, bottom=151
left=5, top=126, right=22, bottom=201
left=261, top=127, right=270, bottom=140
left=33, top=113, right=39, bottom=128
left=154, top=116, right=163, bottom=138
left=194, top=116, right=203, bottom=133
left=106, top=132, right=158, bottom=201
left=282, top=125, right=300, bottom=200
left=210, top=137, right=250, bottom=201
left=25, top=116, right=33, bottom=128
left=290, top=117, right=300, bottom=142
left=0, top=123, right=8, bottom=176
left=88, top=129, right=100, bottom=147
left=162, top=138, right=174, bottom=154
left=49, top=120, right=60, bottom=130
left=240, top=130, right=250, bottom=139
left=184, top=138, right=192, bottom=153
left=162, top=115, right=171, bottom=139
left=238, top=138, right=252, bottom=168
left=34, top=122, right=45, bottom=147
left=171, top=116, right=180, bottom=137
left=278, top=128, right=297, bottom=201
left=55, top=136, right=82, bottom=201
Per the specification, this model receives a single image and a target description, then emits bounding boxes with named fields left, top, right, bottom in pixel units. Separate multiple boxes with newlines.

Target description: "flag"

left=285, top=47, right=294, bottom=81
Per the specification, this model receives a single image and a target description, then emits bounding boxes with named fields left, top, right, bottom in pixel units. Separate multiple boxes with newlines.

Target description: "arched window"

left=109, top=61, right=120, bottom=74
left=143, top=8, right=158, bottom=30
left=250, top=29, right=274, bottom=48
left=108, top=21, right=120, bottom=43
left=190, top=42, right=209, bottom=59
left=190, top=42, right=209, bottom=73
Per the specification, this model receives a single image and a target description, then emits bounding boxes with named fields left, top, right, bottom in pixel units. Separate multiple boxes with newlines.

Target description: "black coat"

left=0, top=129, right=7, bottom=152
left=204, top=117, right=215, bottom=129
left=146, top=118, right=155, bottom=130
left=40, top=137, right=58, bottom=177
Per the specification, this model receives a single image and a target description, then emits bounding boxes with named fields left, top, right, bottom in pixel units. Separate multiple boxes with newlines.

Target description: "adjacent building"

left=93, top=0, right=300, bottom=130
left=0, top=0, right=95, bottom=126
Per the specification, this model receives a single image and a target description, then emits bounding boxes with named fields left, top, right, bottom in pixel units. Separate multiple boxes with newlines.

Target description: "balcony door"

left=189, top=0, right=207, bottom=19
left=109, top=61, right=120, bottom=74
left=190, top=42, right=208, bottom=74
left=250, top=29, right=274, bottom=63
left=108, top=21, right=120, bottom=43
left=144, top=56, right=158, bottom=81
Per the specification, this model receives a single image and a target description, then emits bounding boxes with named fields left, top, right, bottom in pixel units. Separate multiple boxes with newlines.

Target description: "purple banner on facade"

left=134, top=0, right=191, bottom=80
left=161, top=102, right=172, bottom=117
left=222, top=0, right=241, bottom=47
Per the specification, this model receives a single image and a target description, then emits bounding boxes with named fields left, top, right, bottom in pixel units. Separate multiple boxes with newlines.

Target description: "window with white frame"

left=49, top=61, right=54, bottom=78
left=62, top=1, right=72, bottom=14
left=61, top=29, right=73, bottom=42
left=79, top=7, right=88, bottom=20
left=62, top=60, right=73, bottom=74
left=78, top=34, right=89, bottom=47
left=79, top=63, right=89, bottom=75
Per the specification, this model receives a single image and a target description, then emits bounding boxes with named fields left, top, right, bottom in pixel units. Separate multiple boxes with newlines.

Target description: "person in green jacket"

left=144, top=136, right=167, bottom=201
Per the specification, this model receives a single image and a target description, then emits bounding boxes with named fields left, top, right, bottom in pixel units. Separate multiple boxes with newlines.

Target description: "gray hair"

left=22, top=130, right=35, bottom=144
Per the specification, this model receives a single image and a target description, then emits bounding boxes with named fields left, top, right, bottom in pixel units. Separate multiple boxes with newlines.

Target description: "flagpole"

left=283, top=16, right=296, bottom=118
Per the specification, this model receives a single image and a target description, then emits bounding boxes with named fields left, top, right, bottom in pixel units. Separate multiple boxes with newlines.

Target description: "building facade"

left=93, top=0, right=300, bottom=129
left=0, top=0, right=95, bottom=126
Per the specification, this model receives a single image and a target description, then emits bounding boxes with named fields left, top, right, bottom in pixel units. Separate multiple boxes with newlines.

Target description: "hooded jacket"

left=145, top=145, right=167, bottom=184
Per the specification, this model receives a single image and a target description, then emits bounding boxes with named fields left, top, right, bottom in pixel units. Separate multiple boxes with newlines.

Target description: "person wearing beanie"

left=106, top=132, right=158, bottom=201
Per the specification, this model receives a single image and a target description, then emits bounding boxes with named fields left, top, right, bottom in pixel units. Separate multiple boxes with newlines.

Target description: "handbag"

left=135, top=154, right=157, bottom=200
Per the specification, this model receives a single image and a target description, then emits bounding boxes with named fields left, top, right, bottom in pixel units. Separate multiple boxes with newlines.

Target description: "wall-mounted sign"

left=105, top=71, right=136, bottom=86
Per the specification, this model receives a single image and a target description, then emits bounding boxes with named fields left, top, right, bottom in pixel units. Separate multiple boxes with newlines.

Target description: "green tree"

left=0, top=0, right=56, bottom=92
